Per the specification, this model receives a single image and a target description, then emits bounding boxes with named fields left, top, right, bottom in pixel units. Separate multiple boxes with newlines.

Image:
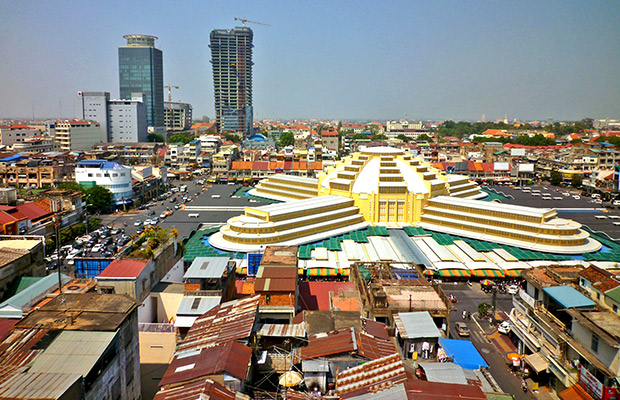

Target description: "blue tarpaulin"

left=0, top=154, right=23, bottom=162
left=438, top=338, right=488, bottom=370
left=543, top=286, right=596, bottom=309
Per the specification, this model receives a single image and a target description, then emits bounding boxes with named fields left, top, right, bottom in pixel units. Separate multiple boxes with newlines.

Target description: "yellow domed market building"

left=209, top=146, right=601, bottom=255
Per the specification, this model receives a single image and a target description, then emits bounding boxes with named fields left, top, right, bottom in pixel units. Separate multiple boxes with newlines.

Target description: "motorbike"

left=449, top=294, right=458, bottom=303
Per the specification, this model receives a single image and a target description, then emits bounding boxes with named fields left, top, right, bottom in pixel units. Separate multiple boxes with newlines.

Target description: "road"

left=99, top=181, right=269, bottom=240
left=442, top=283, right=538, bottom=399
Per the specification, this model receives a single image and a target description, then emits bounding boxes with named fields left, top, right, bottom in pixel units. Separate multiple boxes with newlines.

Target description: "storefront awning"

left=471, top=269, right=505, bottom=278
left=504, top=270, right=522, bottom=278
left=524, top=352, right=549, bottom=374
left=437, top=269, right=471, bottom=278
left=559, top=384, right=594, bottom=400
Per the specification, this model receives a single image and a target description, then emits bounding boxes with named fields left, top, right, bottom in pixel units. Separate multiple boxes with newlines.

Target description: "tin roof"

left=28, top=330, right=117, bottom=375
left=98, top=258, right=149, bottom=278
left=336, top=353, right=407, bottom=398
left=153, top=378, right=247, bottom=400
left=301, top=328, right=398, bottom=360
left=176, top=296, right=221, bottom=316
left=184, top=257, right=231, bottom=279
left=0, top=274, right=71, bottom=318
left=394, top=311, right=441, bottom=339
left=543, top=286, right=596, bottom=309
left=176, top=295, right=259, bottom=353
left=418, top=362, right=468, bottom=385
left=257, top=323, right=306, bottom=338
left=256, top=265, right=298, bottom=279
left=404, top=378, right=486, bottom=400
left=160, top=341, right=252, bottom=387
left=254, top=276, right=297, bottom=292
left=0, top=371, right=82, bottom=399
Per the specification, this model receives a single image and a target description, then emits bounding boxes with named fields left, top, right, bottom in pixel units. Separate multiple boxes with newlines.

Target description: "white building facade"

left=75, top=159, right=133, bottom=205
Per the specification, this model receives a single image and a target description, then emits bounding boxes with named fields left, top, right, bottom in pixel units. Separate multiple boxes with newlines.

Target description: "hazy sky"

left=1, top=1, right=619, bottom=121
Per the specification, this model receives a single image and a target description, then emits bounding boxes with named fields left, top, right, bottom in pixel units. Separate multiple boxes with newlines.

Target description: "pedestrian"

left=467, top=311, right=471, bottom=320
left=521, top=379, right=528, bottom=392
left=462, top=310, right=467, bottom=319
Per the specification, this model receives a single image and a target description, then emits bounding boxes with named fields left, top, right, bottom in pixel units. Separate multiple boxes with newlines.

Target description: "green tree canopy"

left=416, top=134, right=432, bottom=142
left=571, top=174, right=583, bottom=188
left=396, top=134, right=410, bottom=143
left=57, top=181, right=85, bottom=192
left=371, top=134, right=387, bottom=141
left=167, top=132, right=192, bottom=144
left=84, top=185, right=114, bottom=213
left=550, top=170, right=562, bottom=186
left=224, top=133, right=241, bottom=143
left=279, top=131, right=294, bottom=147
left=148, top=133, right=165, bottom=143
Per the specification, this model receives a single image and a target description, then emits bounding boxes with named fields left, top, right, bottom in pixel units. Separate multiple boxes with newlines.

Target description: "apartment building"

left=0, top=158, right=74, bottom=188
left=91, top=142, right=165, bottom=165
left=0, top=124, right=40, bottom=146
left=55, top=120, right=106, bottom=151
left=164, top=101, right=193, bottom=132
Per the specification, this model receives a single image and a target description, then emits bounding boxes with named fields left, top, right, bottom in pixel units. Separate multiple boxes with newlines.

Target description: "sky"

left=1, top=1, right=619, bottom=122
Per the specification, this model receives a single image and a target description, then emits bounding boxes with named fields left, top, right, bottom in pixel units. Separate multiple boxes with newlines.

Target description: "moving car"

left=455, top=322, right=470, bottom=337
left=498, top=321, right=511, bottom=335
left=134, top=220, right=143, bottom=227
left=507, top=285, right=519, bottom=295
left=160, top=212, right=168, bottom=219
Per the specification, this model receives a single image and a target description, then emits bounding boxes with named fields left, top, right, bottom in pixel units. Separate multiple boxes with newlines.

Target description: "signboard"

left=519, top=164, right=534, bottom=172
left=511, top=148, right=526, bottom=156
left=580, top=365, right=603, bottom=400
left=494, top=162, right=510, bottom=171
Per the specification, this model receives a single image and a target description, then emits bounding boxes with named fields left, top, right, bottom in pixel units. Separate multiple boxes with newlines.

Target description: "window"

left=591, top=334, right=599, bottom=353
left=613, top=305, right=618, bottom=313
left=88, top=173, right=93, bottom=177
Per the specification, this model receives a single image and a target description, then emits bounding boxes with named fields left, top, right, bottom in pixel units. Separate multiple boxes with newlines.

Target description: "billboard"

left=511, top=148, right=526, bottom=156
left=494, top=162, right=510, bottom=171
left=518, top=164, right=534, bottom=172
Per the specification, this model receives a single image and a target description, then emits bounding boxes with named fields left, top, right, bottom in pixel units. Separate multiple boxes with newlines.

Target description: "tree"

left=371, top=134, right=387, bottom=141
left=571, top=174, right=583, bottom=188
left=550, top=170, right=563, bottom=186
left=148, top=133, right=165, bottom=143
left=84, top=185, right=114, bottom=213
left=416, top=134, right=432, bottom=142
left=57, top=181, right=85, bottom=192
left=396, top=134, right=410, bottom=143
left=224, top=133, right=241, bottom=143
left=478, top=302, right=492, bottom=318
left=570, top=138, right=582, bottom=144
left=279, top=131, right=294, bottom=147
left=168, top=132, right=192, bottom=144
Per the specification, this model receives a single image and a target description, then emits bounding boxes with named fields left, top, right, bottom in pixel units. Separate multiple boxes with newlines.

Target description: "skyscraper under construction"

left=209, top=27, right=253, bottom=137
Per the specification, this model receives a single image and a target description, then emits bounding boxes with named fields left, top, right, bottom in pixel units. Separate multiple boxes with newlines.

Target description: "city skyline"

left=1, top=1, right=619, bottom=121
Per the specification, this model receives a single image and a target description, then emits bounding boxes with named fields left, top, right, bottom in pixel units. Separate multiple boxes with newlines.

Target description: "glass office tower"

left=209, top=27, right=253, bottom=138
left=119, top=35, right=164, bottom=130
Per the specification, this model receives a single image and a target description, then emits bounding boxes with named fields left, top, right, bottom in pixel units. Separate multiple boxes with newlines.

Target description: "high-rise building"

left=209, top=27, right=253, bottom=138
left=79, top=91, right=148, bottom=143
left=119, top=34, right=164, bottom=131
left=164, top=102, right=193, bottom=132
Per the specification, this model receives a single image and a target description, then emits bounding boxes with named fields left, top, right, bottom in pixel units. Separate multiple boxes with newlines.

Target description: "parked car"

left=507, top=285, right=519, bottom=295
left=66, top=249, right=82, bottom=259
left=117, top=236, right=131, bottom=246
left=455, top=322, right=470, bottom=337
left=134, top=220, right=143, bottom=227
left=101, top=237, right=113, bottom=246
left=102, top=251, right=113, bottom=258
left=91, top=244, right=104, bottom=253
left=498, top=321, right=511, bottom=335
left=151, top=217, right=159, bottom=225
left=46, top=260, right=59, bottom=271
left=147, top=210, right=156, bottom=216
left=110, top=228, right=122, bottom=235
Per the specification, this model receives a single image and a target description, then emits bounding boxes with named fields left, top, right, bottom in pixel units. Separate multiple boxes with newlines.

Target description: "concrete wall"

left=571, top=319, right=619, bottom=375
left=138, top=331, right=176, bottom=364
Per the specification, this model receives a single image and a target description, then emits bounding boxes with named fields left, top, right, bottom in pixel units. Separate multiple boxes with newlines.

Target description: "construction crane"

left=164, top=84, right=179, bottom=109
left=234, top=17, right=271, bottom=27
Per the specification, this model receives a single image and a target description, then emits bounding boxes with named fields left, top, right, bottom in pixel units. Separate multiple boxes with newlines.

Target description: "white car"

left=498, top=321, right=511, bottom=334
left=573, top=195, right=580, bottom=200
left=507, top=285, right=519, bottom=295
left=134, top=220, right=143, bottom=227
left=66, top=249, right=82, bottom=259
left=160, top=212, right=168, bottom=219
left=91, top=244, right=104, bottom=253
left=144, top=219, right=152, bottom=226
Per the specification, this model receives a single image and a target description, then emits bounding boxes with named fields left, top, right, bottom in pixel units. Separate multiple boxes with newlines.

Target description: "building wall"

left=86, top=310, right=141, bottom=400
left=0, top=128, right=39, bottom=146
left=570, top=319, right=619, bottom=374
left=0, top=241, right=45, bottom=299
left=75, top=164, right=133, bottom=203
left=81, top=92, right=110, bottom=136
left=119, top=38, right=164, bottom=129
left=56, top=122, right=106, bottom=152
left=109, top=94, right=148, bottom=143
left=138, top=331, right=176, bottom=364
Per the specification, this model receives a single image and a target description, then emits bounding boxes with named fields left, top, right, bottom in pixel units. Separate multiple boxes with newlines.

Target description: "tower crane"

left=164, top=84, right=179, bottom=109
left=234, top=17, right=271, bottom=27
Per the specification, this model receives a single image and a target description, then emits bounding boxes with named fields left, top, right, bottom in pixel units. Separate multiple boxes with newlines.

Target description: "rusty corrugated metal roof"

left=257, top=322, right=306, bottom=338
left=153, top=378, right=249, bottom=400
left=356, top=332, right=399, bottom=360
left=160, top=341, right=252, bottom=388
left=301, top=328, right=356, bottom=359
left=336, top=353, right=407, bottom=398
left=254, top=277, right=297, bottom=292
left=176, top=295, right=259, bottom=353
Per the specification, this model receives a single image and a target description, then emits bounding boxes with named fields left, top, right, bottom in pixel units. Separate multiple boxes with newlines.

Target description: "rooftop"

left=98, top=258, right=149, bottom=279
left=394, top=311, right=441, bottom=339
left=16, top=293, right=138, bottom=331
left=336, top=353, right=407, bottom=399
left=184, top=257, right=231, bottom=279
left=0, top=274, right=71, bottom=318
left=0, top=371, right=82, bottom=400
left=543, top=286, right=596, bottom=309
left=261, top=245, right=298, bottom=265
left=153, top=378, right=246, bottom=400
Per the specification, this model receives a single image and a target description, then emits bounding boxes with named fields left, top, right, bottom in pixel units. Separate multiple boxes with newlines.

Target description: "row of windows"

left=423, top=209, right=578, bottom=236
left=103, top=183, right=131, bottom=189
left=86, top=172, right=127, bottom=178
left=421, top=215, right=585, bottom=246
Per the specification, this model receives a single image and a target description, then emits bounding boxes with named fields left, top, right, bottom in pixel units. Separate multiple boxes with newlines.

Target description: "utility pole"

left=52, top=200, right=63, bottom=293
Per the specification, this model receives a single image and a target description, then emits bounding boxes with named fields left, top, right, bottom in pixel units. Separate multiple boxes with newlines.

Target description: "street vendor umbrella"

left=279, top=371, right=303, bottom=388
left=507, top=352, right=522, bottom=362
left=481, top=279, right=494, bottom=286
left=423, top=270, right=435, bottom=276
